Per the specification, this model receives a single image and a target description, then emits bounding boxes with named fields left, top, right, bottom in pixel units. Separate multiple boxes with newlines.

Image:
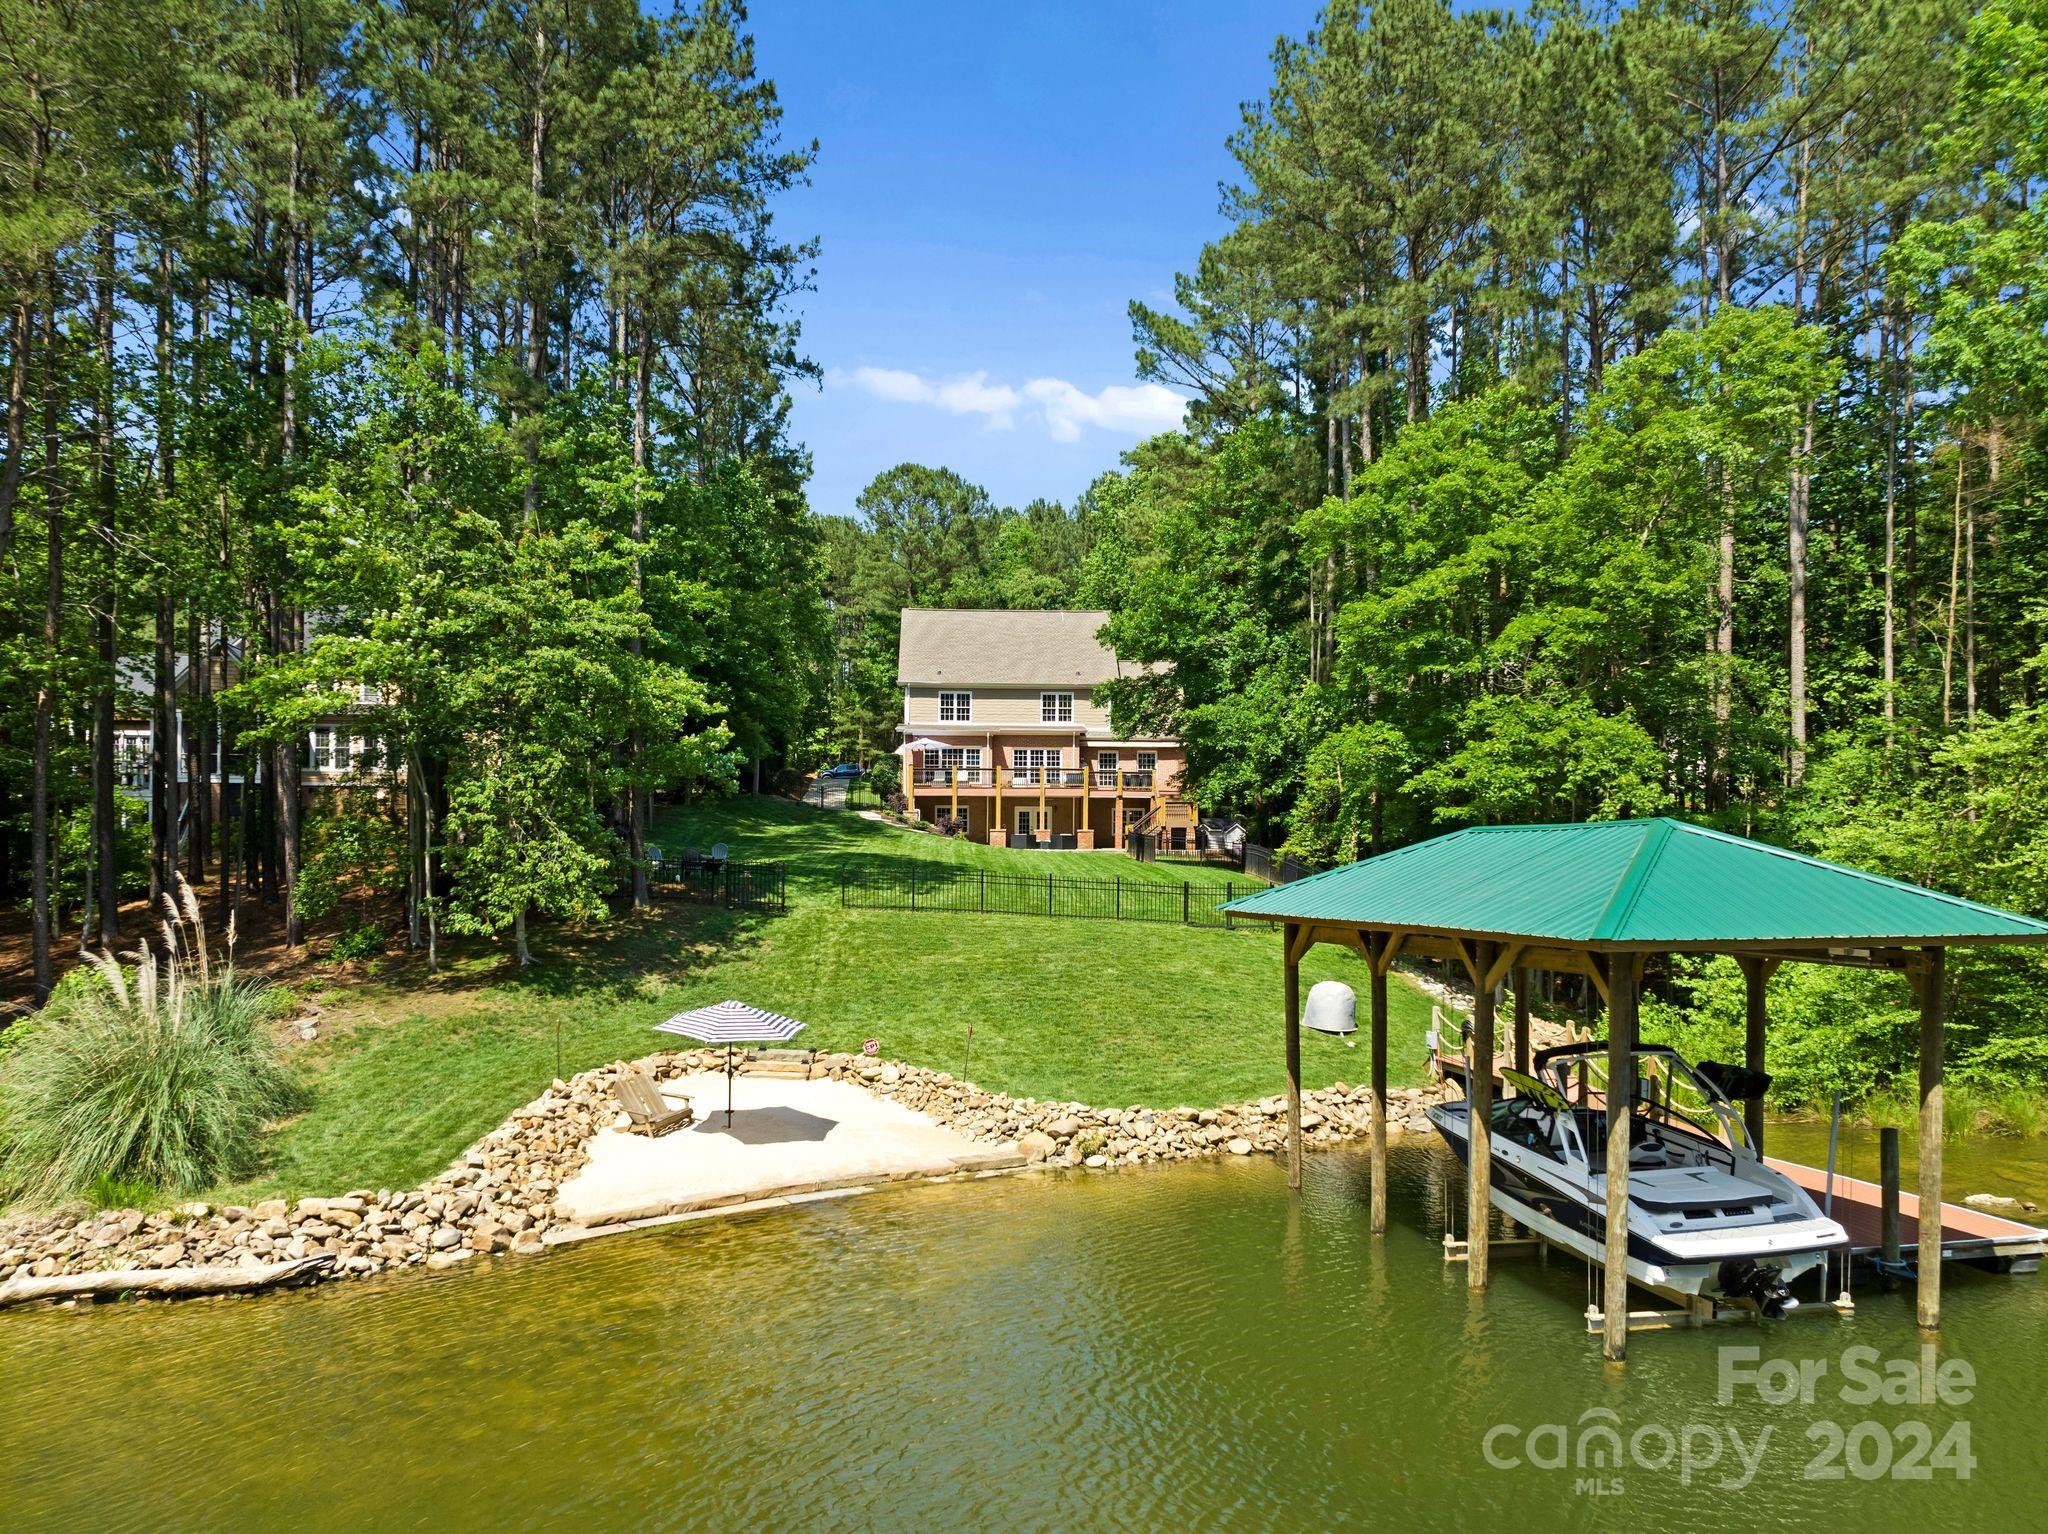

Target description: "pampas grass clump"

left=0, top=880, right=303, bottom=1203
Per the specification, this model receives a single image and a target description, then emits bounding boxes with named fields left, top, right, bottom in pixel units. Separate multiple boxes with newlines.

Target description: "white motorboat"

left=1428, top=1041, right=1848, bottom=1316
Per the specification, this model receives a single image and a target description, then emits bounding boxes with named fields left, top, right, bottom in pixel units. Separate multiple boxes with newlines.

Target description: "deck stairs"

left=1127, top=796, right=1202, bottom=845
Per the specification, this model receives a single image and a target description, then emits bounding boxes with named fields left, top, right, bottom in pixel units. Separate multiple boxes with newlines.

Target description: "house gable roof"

left=896, top=608, right=1152, bottom=688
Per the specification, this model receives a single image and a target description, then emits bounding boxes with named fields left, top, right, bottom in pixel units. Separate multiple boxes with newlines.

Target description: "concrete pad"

left=554, top=1072, right=1013, bottom=1228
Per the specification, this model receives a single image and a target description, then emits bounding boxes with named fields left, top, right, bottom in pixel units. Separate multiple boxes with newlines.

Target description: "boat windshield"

left=1542, top=1048, right=1753, bottom=1154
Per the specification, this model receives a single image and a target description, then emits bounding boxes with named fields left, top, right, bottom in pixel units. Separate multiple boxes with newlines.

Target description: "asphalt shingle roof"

left=895, top=608, right=1151, bottom=688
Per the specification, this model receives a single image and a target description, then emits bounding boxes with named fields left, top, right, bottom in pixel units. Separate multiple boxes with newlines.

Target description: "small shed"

left=1222, top=817, right=2048, bottom=1359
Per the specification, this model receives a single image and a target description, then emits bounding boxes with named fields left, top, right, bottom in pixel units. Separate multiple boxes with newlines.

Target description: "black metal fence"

left=1241, top=842, right=1317, bottom=885
left=652, top=859, right=788, bottom=913
left=839, top=865, right=1258, bottom=928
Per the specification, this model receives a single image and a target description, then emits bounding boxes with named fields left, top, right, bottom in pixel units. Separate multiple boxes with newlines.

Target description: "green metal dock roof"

left=1220, top=818, right=2048, bottom=949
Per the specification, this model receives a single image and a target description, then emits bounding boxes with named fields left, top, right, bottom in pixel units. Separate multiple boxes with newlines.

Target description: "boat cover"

left=1591, top=1166, right=1772, bottom=1209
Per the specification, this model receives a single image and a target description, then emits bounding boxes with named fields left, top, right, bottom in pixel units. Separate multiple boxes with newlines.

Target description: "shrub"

left=86, top=1173, right=160, bottom=1211
left=0, top=881, right=304, bottom=1203
left=332, top=920, right=387, bottom=963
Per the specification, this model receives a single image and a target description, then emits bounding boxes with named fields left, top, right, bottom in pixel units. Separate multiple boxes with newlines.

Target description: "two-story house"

left=894, top=608, right=1198, bottom=850
left=113, top=639, right=395, bottom=829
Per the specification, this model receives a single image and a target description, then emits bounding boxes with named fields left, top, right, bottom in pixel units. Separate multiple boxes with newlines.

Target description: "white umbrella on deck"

left=653, top=999, right=808, bottom=1127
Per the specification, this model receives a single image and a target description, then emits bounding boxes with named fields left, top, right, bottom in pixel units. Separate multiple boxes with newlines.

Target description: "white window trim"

left=1136, top=751, right=1158, bottom=772
left=938, top=690, right=972, bottom=723
left=1040, top=691, right=1074, bottom=723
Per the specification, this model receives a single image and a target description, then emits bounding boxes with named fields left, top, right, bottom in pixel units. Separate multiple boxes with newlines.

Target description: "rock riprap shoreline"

left=0, top=1050, right=1446, bottom=1307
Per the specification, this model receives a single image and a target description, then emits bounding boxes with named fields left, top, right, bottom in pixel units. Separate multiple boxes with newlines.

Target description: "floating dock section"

left=1766, top=1157, right=2046, bottom=1275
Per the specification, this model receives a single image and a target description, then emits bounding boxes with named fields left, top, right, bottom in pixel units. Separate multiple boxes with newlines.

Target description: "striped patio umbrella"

left=654, top=1000, right=808, bottom=1127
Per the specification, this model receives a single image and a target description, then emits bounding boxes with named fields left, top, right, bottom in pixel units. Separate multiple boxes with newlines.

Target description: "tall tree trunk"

left=1710, top=461, right=1734, bottom=807
left=153, top=595, right=177, bottom=901
left=30, top=288, right=61, bottom=1002
left=92, top=222, right=118, bottom=947
left=0, top=300, right=28, bottom=557
left=153, top=223, right=179, bottom=899
left=190, top=108, right=215, bottom=880
left=522, top=13, right=548, bottom=527
left=218, top=654, right=236, bottom=933
left=188, top=606, right=208, bottom=879
left=1787, top=127, right=1813, bottom=787
left=1943, top=448, right=1965, bottom=729
left=278, top=68, right=305, bottom=949
left=628, top=308, right=651, bottom=910
left=1881, top=296, right=1898, bottom=743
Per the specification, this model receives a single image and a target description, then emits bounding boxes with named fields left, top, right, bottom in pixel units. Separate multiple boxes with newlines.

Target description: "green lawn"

left=214, top=796, right=1439, bottom=1201
left=655, top=792, right=1260, bottom=895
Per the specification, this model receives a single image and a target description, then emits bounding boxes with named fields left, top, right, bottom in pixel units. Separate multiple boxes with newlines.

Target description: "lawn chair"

left=613, top=1070, right=694, bottom=1136
left=704, top=842, right=729, bottom=869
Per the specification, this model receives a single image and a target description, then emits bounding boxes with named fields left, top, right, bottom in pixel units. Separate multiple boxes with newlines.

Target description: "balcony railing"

left=908, top=765, right=1163, bottom=792
left=912, top=767, right=994, bottom=788
left=1007, top=767, right=1086, bottom=788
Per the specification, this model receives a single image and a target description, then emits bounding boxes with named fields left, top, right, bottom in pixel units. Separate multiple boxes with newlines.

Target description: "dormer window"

left=938, top=691, right=972, bottom=722
left=1041, top=691, right=1074, bottom=723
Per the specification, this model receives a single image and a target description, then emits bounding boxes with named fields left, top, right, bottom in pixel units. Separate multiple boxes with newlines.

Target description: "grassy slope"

left=656, top=793, right=1263, bottom=894
left=216, top=798, right=1437, bottom=1201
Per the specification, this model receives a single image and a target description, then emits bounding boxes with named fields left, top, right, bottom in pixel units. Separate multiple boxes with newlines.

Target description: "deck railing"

left=838, top=864, right=1257, bottom=928
left=907, top=766, right=1160, bottom=792
left=911, top=767, right=995, bottom=787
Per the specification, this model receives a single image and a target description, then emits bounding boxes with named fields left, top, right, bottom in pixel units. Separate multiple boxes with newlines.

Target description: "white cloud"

left=831, top=365, right=1185, bottom=441
left=838, top=366, right=1021, bottom=427
left=1023, top=378, right=1186, bottom=442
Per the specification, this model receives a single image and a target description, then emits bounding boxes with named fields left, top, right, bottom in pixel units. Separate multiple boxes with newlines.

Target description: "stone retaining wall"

left=0, top=1051, right=1451, bottom=1304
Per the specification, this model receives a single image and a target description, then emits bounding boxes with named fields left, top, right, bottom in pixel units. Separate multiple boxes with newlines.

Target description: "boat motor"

left=1718, top=1257, right=1799, bottom=1318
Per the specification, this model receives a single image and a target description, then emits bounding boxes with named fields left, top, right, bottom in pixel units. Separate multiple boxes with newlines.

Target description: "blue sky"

left=745, top=2, right=1319, bottom=518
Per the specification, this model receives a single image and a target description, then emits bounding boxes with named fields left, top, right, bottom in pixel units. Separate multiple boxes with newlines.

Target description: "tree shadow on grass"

left=331, top=898, right=785, bottom=1016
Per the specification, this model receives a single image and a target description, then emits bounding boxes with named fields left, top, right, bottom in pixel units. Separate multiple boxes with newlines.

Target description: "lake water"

left=4, top=1136, right=2045, bottom=1532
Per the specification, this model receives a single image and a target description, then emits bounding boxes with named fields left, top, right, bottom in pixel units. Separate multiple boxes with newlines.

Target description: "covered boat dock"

left=1221, top=817, right=2048, bottom=1360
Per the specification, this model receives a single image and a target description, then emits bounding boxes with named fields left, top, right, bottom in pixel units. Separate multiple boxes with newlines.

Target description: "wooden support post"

left=1603, top=952, right=1641, bottom=1362
left=1369, top=936, right=1390, bottom=1236
left=1284, top=922, right=1304, bottom=1191
left=1512, top=966, right=1531, bottom=1076
left=1739, top=955, right=1768, bottom=1155
left=1879, top=1125, right=1902, bottom=1284
left=1917, top=946, right=1946, bottom=1330
left=1467, top=940, right=1498, bottom=1290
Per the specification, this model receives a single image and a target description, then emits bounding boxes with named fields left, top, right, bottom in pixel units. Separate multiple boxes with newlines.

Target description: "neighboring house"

left=113, top=640, right=396, bottom=829
left=895, top=608, right=1198, bottom=850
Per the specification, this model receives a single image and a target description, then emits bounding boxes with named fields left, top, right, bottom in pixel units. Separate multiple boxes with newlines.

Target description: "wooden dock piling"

left=1879, top=1125, right=1902, bottom=1282
left=1284, top=922, right=1304, bottom=1192
left=1603, top=954, right=1641, bottom=1361
left=1466, top=941, right=1498, bottom=1290
left=1916, top=947, right=1946, bottom=1329
left=1369, top=949, right=1390, bottom=1236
